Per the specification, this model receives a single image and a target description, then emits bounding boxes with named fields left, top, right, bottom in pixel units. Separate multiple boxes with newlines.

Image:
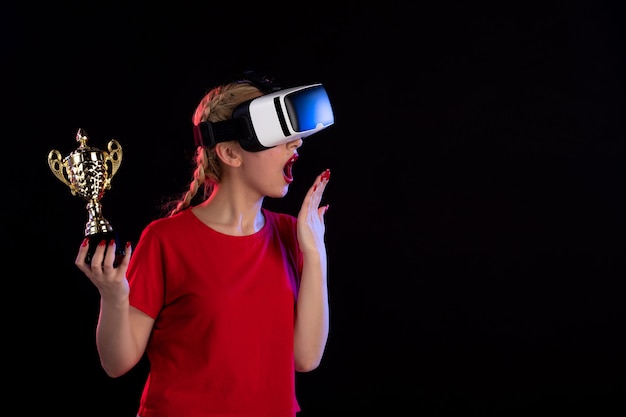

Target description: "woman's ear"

left=214, top=142, right=242, bottom=167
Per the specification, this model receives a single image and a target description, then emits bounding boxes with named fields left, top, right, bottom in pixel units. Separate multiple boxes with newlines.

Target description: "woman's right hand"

left=75, top=238, right=132, bottom=304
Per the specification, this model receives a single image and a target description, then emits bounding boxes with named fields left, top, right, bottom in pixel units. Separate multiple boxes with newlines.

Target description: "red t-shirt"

left=126, top=208, right=303, bottom=417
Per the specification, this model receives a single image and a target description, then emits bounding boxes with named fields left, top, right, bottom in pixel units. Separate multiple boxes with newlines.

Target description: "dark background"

left=4, top=1, right=625, bottom=415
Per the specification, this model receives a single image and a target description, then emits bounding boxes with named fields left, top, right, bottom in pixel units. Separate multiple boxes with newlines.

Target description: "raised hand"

left=297, top=169, right=330, bottom=254
left=75, top=238, right=132, bottom=304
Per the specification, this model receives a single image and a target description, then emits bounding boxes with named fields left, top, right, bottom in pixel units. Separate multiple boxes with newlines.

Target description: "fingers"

left=309, top=168, right=331, bottom=198
left=75, top=237, right=91, bottom=272
left=298, top=170, right=331, bottom=249
left=309, top=169, right=331, bottom=211
left=103, top=240, right=119, bottom=273
left=75, top=238, right=132, bottom=273
left=117, top=242, right=132, bottom=268
left=299, top=169, right=331, bottom=228
left=90, top=240, right=109, bottom=270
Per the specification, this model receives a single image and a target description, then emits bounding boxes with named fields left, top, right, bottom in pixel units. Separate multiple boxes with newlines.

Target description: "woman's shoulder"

left=143, top=209, right=194, bottom=234
left=262, top=209, right=297, bottom=236
left=263, top=208, right=296, bottom=224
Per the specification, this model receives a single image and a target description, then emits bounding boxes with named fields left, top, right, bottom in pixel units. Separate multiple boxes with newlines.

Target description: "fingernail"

left=81, top=238, right=89, bottom=247
left=126, top=241, right=131, bottom=249
left=321, top=169, right=331, bottom=181
left=98, top=240, right=106, bottom=247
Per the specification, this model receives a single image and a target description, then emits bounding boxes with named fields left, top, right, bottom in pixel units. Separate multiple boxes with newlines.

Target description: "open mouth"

left=283, top=153, right=299, bottom=184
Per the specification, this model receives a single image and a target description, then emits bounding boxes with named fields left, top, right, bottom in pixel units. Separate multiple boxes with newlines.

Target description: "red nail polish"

left=98, top=240, right=106, bottom=247
left=126, top=241, right=131, bottom=249
left=81, top=238, right=89, bottom=247
left=321, top=169, right=331, bottom=181
left=313, top=184, right=317, bottom=192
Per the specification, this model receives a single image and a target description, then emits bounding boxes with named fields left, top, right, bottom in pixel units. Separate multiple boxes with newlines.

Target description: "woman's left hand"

left=297, top=169, right=331, bottom=253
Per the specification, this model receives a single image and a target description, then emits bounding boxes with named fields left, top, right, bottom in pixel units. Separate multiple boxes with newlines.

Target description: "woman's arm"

left=75, top=240, right=153, bottom=377
left=294, top=169, right=331, bottom=372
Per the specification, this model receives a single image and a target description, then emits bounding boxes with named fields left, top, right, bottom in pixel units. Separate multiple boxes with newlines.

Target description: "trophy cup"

left=47, top=128, right=125, bottom=264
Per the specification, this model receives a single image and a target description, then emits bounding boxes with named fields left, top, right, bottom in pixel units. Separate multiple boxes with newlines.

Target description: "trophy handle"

left=107, top=139, right=123, bottom=178
left=47, top=149, right=72, bottom=189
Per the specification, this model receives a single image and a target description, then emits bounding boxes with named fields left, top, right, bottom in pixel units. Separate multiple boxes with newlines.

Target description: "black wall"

left=4, top=2, right=625, bottom=415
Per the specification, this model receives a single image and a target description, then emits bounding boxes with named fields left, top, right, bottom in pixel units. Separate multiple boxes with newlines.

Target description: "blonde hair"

left=163, top=82, right=263, bottom=217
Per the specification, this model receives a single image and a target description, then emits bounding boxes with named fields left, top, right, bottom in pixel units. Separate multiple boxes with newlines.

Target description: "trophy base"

left=85, top=231, right=126, bottom=266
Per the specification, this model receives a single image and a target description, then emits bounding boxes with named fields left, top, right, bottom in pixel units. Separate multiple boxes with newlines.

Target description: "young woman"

left=75, top=74, right=332, bottom=417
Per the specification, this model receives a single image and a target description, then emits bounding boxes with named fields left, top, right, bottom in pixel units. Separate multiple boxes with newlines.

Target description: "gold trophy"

left=48, top=128, right=125, bottom=264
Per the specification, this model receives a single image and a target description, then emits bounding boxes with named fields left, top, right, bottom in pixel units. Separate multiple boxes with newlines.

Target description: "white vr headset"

left=194, top=83, right=334, bottom=152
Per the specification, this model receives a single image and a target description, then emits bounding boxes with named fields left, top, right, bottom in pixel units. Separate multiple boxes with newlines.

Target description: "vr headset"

left=194, top=79, right=334, bottom=152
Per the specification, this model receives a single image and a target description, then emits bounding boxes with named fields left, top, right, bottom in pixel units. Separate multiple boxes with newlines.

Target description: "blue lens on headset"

left=284, top=84, right=334, bottom=133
